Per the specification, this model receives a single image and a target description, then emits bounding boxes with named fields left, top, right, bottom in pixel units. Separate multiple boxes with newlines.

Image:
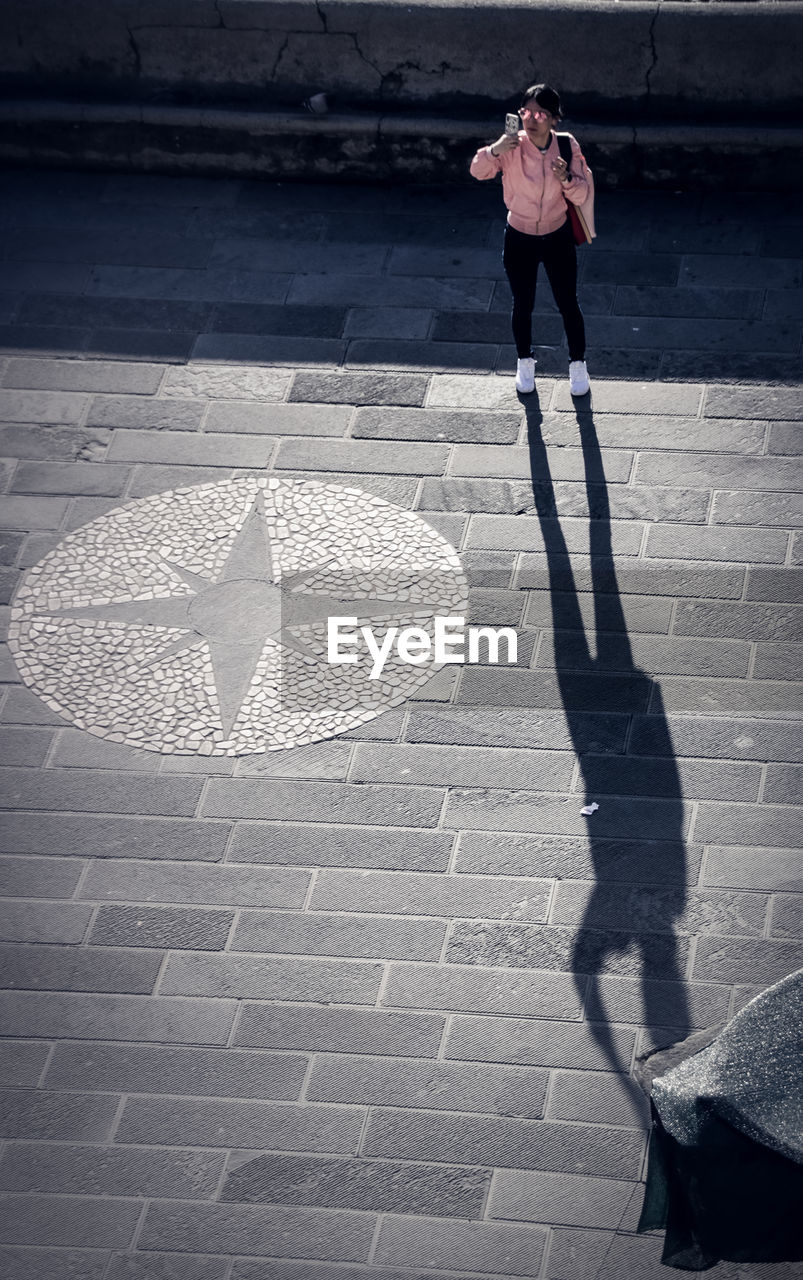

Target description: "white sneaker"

left=515, top=357, right=535, bottom=393
left=569, top=360, right=590, bottom=396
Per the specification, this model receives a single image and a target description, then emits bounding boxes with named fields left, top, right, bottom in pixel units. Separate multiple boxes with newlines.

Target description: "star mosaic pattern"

left=8, top=477, right=469, bottom=755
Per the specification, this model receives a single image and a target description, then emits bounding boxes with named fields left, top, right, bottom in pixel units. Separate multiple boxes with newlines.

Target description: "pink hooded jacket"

left=470, top=130, right=595, bottom=238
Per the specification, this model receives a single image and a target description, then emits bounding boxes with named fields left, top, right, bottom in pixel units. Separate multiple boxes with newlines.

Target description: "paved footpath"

left=0, top=167, right=801, bottom=1280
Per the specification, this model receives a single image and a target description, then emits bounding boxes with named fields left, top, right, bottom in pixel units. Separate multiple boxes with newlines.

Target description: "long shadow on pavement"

left=522, top=392, right=691, bottom=1112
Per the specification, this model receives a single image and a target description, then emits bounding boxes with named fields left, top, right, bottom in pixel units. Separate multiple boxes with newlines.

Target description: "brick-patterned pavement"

left=0, top=168, right=801, bottom=1280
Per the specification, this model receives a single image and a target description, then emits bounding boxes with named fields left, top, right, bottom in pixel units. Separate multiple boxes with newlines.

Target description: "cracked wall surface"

left=1, top=0, right=801, bottom=122
left=645, top=2, right=662, bottom=108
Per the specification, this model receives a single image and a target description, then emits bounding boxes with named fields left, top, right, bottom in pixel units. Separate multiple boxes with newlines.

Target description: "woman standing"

left=471, top=83, right=592, bottom=396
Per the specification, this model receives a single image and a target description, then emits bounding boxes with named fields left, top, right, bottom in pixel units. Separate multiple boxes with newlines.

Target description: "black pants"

left=503, top=218, right=585, bottom=361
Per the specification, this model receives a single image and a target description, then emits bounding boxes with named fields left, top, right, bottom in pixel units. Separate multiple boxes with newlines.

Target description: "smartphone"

left=504, top=113, right=520, bottom=135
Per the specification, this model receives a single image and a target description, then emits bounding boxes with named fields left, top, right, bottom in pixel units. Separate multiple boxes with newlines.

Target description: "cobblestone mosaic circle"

left=8, top=477, right=469, bottom=755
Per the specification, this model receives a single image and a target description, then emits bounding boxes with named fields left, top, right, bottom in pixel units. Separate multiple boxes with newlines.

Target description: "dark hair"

left=520, top=83, right=563, bottom=120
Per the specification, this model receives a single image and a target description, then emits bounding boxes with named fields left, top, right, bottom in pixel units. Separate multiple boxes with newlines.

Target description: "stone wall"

left=1, top=0, right=801, bottom=187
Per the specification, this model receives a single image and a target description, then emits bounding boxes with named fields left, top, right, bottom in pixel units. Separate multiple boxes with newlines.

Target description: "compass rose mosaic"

left=8, top=477, right=468, bottom=755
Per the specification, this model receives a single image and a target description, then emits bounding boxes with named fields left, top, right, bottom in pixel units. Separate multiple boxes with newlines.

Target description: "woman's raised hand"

left=490, top=133, right=519, bottom=157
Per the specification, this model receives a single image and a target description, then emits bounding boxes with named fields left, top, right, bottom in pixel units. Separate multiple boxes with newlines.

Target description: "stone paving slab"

left=0, top=168, right=801, bottom=1280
